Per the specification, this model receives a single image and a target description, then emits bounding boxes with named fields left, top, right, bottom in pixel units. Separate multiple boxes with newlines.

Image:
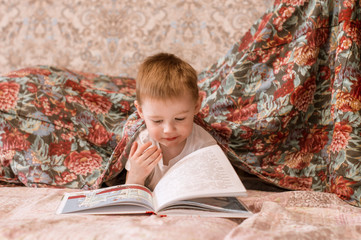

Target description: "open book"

left=56, top=145, right=252, bottom=218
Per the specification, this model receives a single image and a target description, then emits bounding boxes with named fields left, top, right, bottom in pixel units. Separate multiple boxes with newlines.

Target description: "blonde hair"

left=136, top=53, right=199, bottom=105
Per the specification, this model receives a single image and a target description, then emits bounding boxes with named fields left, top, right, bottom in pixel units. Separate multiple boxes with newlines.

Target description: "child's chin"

left=160, top=139, right=184, bottom=147
left=160, top=141, right=178, bottom=147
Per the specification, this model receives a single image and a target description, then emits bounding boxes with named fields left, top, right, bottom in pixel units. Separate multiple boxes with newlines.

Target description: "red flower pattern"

left=337, top=36, right=353, bottom=56
left=336, top=91, right=361, bottom=112
left=290, top=76, right=316, bottom=112
left=55, top=172, right=78, bottom=185
left=274, top=77, right=295, bottom=100
left=239, top=126, right=254, bottom=139
left=285, top=151, right=313, bottom=169
left=279, top=175, right=313, bottom=190
left=1, top=128, right=30, bottom=151
left=251, top=139, right=266, bottom=156
left=26, top=82, right=38, bottom=93
left=319, top=66, right=331, bottom=81
left=253, top=13, right=273, bottom=43
left=350, top=76, right=361, bottom=100
left=294, top=45, right=319, bottom=66
left=330, top=176, right=357, bottom=200
left=35, top=96, right=64, bottom=116
left=273, top=6, right=295, bottom=31
left=210, top=80, right=221, bottom=92
left=65, top=79, right=86, bottom=93
left=64, top=150, right=102, bottom=176
left=0, top=82, right=20, bottom=111
left=343, top=20, right=361, bottom=45
left=49, top=141, right=72, bottom=156
left=238, top=30, right=254, bottom=51
left=198, top=104, right=209, bottom=118
left=267, top=132, right=288, bottom=145
left=261, top=151, right=282, bottom=168
left=228, top=97, right=258, bottom=123
left=330, top=122, right=352, bottom=153
left=119, top=100, right=131, bottom=113
left=211, top=122, right=232, bottom=141
left=299, top=126, right=329, bottom=153
left=87, top=122, right=113, bottom=146
left=282, top=0, right=308, bottom=6
left=0, top=149, right=15, bottom=167
left=82, top=92, right=112, bottom=114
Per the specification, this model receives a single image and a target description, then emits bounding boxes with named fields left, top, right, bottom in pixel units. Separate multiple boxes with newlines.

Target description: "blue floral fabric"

left=194, top=0, right=361, bottom=206
left=0, top=67, right=136, bottom=189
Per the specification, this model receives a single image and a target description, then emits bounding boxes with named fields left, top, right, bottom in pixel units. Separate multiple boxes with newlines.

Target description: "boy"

left=125, top=52, right=217, bottom=190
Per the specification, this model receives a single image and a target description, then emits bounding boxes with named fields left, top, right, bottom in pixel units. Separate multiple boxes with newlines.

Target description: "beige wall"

left=0, top=0, right=272, bottom=77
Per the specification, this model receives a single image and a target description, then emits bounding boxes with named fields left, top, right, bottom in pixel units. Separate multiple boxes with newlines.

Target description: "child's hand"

left=125, top=141, right=162, bottom=186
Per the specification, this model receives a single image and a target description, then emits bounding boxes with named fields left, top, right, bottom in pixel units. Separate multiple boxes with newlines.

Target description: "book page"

left=158, top=197, right=253, bottom=218
left=161, top=197, right=249, bottom=212
left=153, top=145, right=246, bottom=211
left=57, top=184, right=154, bottom=214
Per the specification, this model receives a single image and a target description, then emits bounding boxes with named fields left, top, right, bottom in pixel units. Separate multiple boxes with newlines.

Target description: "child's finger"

left=149, top=152, right=162, bottom=168
left=140, top=146, right=159, bottom=161
left=143, top=148, right=162, bottom=166
left=129, top=142, right=138, bottom=157
left=133, top=142, right=152, bottom=157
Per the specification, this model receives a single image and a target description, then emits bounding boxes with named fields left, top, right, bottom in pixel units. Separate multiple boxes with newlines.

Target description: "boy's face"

left=135, top=93, right=201, bottom=150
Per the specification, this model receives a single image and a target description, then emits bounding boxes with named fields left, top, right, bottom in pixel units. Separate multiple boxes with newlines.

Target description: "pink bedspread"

left=1, top=187, right=361, bottom=240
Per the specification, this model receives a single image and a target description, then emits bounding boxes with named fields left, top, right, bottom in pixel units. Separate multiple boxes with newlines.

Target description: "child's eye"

left=152, top=120, right=162, bottom=124
left=175, top=118, right=185, bottom=121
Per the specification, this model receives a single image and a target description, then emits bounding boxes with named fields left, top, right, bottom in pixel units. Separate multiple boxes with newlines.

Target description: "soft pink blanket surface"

left=0, top=187, right=238, bottom=240
left=230, top=191, right=361, bottom=240
left=1, top=187, right=361, bottom=240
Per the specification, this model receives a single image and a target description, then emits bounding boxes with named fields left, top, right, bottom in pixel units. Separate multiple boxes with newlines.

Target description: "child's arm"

left=125, top=141, right=162, bottom=186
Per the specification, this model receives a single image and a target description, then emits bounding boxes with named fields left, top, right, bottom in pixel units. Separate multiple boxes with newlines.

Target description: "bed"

left=1, top=187, right=361, bottom=239
left=1, top=0, right=361, bottom=239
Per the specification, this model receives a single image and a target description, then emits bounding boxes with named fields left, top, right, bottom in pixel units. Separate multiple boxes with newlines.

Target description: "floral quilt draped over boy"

left=1, top=0, right=361, bottom=207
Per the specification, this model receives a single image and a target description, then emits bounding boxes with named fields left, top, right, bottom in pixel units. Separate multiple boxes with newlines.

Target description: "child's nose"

left=163, top=122, right=175, bottom=133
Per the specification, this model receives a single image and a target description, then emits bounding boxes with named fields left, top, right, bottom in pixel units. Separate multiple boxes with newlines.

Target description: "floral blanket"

left=1, top=0, right=361, bottom=207
left=0, top=67, right=136, bottom=189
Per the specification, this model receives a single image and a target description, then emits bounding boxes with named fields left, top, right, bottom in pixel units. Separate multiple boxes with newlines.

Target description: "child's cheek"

left=147, top=126, right=161, bottom=141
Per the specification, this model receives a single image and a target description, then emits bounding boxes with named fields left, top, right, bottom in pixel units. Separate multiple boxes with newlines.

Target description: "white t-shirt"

left=125, top=123, right=217, bottom=190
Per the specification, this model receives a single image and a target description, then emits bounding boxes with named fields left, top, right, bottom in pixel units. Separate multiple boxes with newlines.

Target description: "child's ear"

left=134, top=100, right=144, bottom=118
left=194, top=95, right=203, bottom=114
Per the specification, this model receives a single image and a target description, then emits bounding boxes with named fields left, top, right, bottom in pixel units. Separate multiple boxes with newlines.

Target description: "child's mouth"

left=164, top=137, right=177, bottom=141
